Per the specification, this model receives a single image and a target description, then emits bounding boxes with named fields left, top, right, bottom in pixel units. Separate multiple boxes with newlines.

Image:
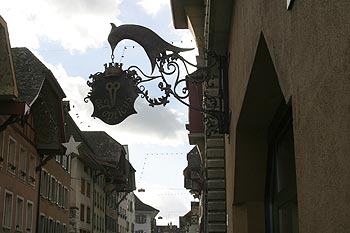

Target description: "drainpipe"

left=35, top=155, right=43, bottom=233
left=92, top=172, right=95, bottom=233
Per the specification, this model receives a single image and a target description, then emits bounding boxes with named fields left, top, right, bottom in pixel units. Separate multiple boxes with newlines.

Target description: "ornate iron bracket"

left=85, top=24, right=229, bottom=135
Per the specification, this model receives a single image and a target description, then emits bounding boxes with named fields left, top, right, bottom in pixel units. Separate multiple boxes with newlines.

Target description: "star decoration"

left=62, top=135, right=81, bottom=156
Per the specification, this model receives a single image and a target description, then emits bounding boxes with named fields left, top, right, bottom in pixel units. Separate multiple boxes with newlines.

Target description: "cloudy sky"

left=1, top=0, right=198, bottom=225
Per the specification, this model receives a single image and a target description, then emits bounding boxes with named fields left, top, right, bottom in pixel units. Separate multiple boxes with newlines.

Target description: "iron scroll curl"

left=85, top=24, right=228, bottom=134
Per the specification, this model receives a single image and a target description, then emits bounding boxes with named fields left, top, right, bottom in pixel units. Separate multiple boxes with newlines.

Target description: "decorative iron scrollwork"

left=86, top=24, right=229, bottom=134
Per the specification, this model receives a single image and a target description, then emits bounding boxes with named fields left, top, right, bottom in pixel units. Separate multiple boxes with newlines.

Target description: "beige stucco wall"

left=225, top=0, right=350, bottom=233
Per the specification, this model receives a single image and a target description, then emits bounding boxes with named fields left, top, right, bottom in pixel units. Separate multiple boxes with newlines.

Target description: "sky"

left=0, top=0, right=198, bottom=226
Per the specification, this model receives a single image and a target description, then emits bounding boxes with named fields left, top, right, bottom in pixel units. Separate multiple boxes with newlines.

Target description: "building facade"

left=0, top=115, right=39, bottom=233
left=134, top=195, right=159, bottom=233
left=171, top=0, right=350, bottom=233
left=0, top=17, right=39, bottom=233
left=179, top=202, right=199, bottom=233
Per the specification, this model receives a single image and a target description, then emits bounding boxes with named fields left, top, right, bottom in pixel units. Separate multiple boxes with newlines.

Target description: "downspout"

left=35, top=155, right=43, bottom=233
left=92, top=172, right=95, bottom=233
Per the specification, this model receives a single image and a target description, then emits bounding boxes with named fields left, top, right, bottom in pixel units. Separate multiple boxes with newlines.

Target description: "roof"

left=82, top=131, right=124, bottom=165
left=11, top=47, right=65, bottom=106
left=10, top=47, right=66, bottom=154
left=135, top=195, right=159, bottom=213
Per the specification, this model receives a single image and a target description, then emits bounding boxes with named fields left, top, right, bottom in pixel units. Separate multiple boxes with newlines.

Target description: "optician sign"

left=85, top=63, right=139, bottom=125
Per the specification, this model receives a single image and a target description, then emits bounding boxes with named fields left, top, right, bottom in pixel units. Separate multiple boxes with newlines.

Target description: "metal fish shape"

left=108, top=23, right=193, bottom=73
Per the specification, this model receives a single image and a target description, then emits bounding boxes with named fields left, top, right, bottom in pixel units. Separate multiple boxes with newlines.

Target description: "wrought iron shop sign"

left=85, top=63, right=139, bottom=125
left=85, top=23, right=229, bottom=134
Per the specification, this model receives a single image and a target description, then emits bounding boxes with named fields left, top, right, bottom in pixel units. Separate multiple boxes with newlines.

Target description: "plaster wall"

left=225, top=0, right=350, bottom=232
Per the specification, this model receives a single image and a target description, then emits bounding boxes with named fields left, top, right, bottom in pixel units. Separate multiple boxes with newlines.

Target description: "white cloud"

left=0, top=0, right=122, bottom=52
left=136, top=183, right=193, bottom=226
left=137, top=0, right=169, bottom=16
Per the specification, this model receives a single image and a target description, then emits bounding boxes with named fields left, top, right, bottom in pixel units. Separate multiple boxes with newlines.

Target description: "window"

left=26, top=201, right=34, bottom=232
left=80, top=204, right=85, bottom=221
left=44, top=216, right=49, bottom=233
left=94, top=190, right=96, bottom=206
left=49, top=218, right=54, bottom=233
left=87, top=182, right=91, bottom=198
left=136, top=215, right=147, bottom=224
left=3, top=190, right=13, bottom=228
left=56, top=221, right=60, bottom=233
left=56, top=155, right=61, bottom=164
left=0, top=131, right=4, bottom=166
left=62, top=155, right=68, bottom=170
left=81, top=178, right=85, bottom=194
left=128, top=200, right=133, bottom=212
left=15, top=196, right=24, bottom=231
left=40, top=170, right=50, bottom=198
left=87, top=206, right=91, bottom=224
left=39, top=214, right=45, bottom=233
left=63, top=187, right=69, bottom=209
left=50, top=176, right=57, bottom=202
left=28, top=155, right=36, bottom=185
left=266, top=105, right=298, bottom=233
left=19, top=146, right=27, bottom=180
left=57, top=182, right=63, bottom=206
left=7, top=137, right=16, bottom=173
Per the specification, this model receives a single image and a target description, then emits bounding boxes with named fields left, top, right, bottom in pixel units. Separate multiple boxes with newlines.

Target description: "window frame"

left=38, top=213, right=45, bottom=233
left=265, top=104, right=299, bottom=233
left=15, top=195, right=25, bottom=231
left=86, top=206, right=91, bottom=224
left=81, top=178, right=86, bottom=195
left=7, top=136, right=17, bottom=174
left=86, top=182, right=91, bottom=198
left=18, top=145, right=27, bottom=180
left=80, top=204, right=85, bottom=222
left=28, top=154, right=36, bottom=186
left=0, top=131, right=4, bottom=167
left=26, top=200, right=34, bottom=233
left=3, top=189, right=14, bottom=229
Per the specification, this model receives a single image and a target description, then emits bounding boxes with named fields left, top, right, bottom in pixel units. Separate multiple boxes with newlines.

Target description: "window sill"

left=2, top=226, right=11, bottom=231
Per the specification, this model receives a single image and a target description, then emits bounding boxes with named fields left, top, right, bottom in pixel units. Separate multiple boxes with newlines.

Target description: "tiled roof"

left=11, top=47, right=65, bottom=105
left=82, top=131, right=123, bottom=165
left=135, top=195, right=159, bottom=213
